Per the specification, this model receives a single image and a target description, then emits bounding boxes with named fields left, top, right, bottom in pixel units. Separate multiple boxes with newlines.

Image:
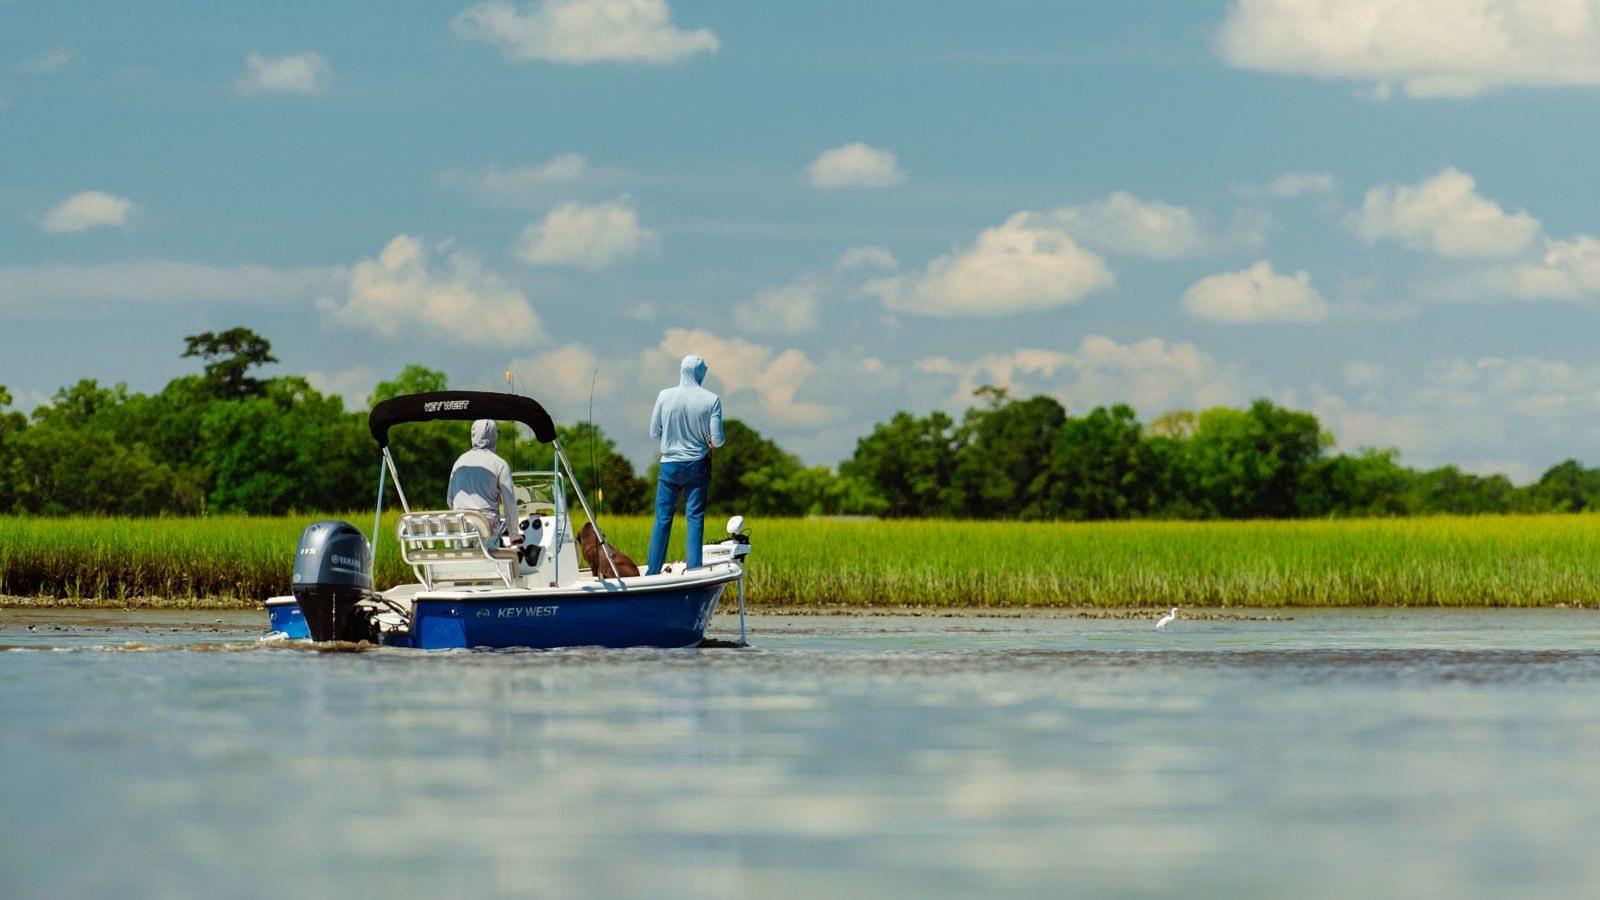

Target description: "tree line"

left=3, top=328, right=1598, bottom=520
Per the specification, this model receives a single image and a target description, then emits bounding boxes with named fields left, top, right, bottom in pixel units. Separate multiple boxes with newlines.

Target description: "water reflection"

left=3, top=610, right=1600, bottom=896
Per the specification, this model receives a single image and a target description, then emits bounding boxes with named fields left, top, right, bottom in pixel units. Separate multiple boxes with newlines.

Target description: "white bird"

left=1156, top=607, right=1178, bottom=630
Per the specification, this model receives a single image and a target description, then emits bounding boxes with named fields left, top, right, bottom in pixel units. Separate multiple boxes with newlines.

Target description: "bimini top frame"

left=364, top=390, right=623, bottom=580
left=369, top=390, right=557, bottom=446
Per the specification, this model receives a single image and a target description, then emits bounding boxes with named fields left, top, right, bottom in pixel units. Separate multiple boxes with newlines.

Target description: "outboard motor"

left=291, top=520, right=377, bottom=643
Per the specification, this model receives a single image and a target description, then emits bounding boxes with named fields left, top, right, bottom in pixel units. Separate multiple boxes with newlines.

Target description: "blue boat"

left=267, top=389, right=751, bottom=650
left=404, top=570, right=735, bottom=650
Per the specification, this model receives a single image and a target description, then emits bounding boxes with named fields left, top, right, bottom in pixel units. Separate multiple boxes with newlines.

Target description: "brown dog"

left=578, top=522, right=641, bottom=579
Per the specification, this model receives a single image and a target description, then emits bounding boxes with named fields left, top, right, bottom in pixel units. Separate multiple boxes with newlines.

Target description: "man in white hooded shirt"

left=447, top=419, right=524, bottom=546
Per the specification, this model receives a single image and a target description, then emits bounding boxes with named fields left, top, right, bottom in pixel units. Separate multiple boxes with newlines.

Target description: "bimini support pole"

left=382, top=446, right=412, bottom=514
left=552, top=438, right=620, bottom=579
left=372, top=456, right=387, bottom=566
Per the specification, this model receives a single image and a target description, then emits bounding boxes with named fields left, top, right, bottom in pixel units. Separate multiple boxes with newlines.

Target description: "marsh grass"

left=3, top=514, right=1599, bottom=608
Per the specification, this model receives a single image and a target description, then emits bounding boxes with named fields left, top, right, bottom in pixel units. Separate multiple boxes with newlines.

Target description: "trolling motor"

left=291, top=520, right=381, bottom=643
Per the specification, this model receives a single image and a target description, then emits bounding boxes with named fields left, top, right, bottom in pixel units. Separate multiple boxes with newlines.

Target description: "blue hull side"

left=266, top=601, right=309, bottom=639
left=405, top=583, right=727, bottom=650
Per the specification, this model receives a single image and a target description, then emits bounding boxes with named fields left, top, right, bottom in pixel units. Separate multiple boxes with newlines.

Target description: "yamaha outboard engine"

left=291, top=520, right=377, bottom=643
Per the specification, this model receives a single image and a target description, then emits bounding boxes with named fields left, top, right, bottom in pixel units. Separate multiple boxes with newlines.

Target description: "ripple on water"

left=6, top=609, right=1600, bottom=896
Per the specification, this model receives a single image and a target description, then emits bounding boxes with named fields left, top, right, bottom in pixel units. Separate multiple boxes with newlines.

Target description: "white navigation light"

left=726, top=515, right=745, bottom=536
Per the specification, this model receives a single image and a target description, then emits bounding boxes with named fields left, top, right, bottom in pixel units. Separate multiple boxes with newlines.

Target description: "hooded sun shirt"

left=650, top=354, right=725, bottom=463
left=446, top=419, right=523, bottom=542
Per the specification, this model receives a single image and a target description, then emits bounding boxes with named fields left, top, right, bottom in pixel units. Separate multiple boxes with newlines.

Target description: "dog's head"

left=578, top=521, right=600, bottom=554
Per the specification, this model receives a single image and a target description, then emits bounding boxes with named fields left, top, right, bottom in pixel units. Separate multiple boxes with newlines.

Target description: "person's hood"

left=679, top=354, right=708, bottom=387
left=471, top=419, right=498, bottom=451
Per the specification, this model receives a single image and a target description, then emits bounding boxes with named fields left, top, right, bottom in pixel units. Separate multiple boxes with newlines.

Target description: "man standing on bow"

left=647, top=353, right=724, bottom=574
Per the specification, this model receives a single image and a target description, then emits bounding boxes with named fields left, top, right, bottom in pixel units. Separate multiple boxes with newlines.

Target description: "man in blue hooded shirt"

left=647, top=353, right=724, bottom=574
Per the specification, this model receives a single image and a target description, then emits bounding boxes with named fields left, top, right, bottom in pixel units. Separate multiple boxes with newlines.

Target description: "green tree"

left=0, top=386, right=28, bottom=512
left=31, top=379, right=129, bottom=429
left=1404, top=466, right=1515, bottom=515
left=567, top=422, right=650, bottom=514
left=1526, top=459, right=1600, bottom=512
left=949, top=391, right=1066, bottom=519
left=515, top=421, right=650, bottom=514
left=1305, top=448, right=1414, bottom=517
left=134, top=375, right=219, bottom=474
left=1049, top=404, right=1158, bottom=519
left=9, top=421, right=200, bottom=515
left=367, top=366, right=466, bottom=505
left=1182, top=400, right=1328, bottom=518
left=700, top=419, right=808, bottom=515
left=196, top=377, right=371, bottom=514
left=369, top=364, right=449, bottom=406
left=840, top=411, right=959, bottom=517
left=182, top=328, right=278, bottom=399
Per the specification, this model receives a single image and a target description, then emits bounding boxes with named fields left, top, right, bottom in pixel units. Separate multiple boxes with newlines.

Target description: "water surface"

left=4, top=608, right=1600, bottom=897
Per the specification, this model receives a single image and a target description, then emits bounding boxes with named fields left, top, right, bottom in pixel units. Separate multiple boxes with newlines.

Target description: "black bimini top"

left=368, top=391, right=557, bottom=446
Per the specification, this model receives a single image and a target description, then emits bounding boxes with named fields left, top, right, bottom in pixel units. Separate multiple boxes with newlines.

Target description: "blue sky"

left=6, top=0, right=1600, bottom=478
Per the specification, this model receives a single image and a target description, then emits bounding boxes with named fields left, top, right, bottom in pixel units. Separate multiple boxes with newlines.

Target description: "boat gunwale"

left=408, top=563, right=743, bottom=603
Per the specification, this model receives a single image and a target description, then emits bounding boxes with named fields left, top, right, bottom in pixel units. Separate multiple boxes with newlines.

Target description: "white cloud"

left=237, top=51, right=330, bottom=95
left=515, top=195, right=658, bottom=270
left=1343, top=361, right=1385, bottom=389
left=480, top=153, right=586, bottom=188
left=21, top=48, right=76, bottom=75
left=0, top=261, right=334, bottom=311
left=439, top=154, right=628, bottom=208
left=515, top=331, right=846, bottom=460
left=1261, top=171, right=1334, bottom=199
left=836, top=245, right=898, bottom=272
left=1356, top=168, right=1539, bottom=258
left=918, top=335, right=1250, bottom=415
left=806, top=143, right=906, bottom=189
left=1463, top=459, right=1541, bottom=485
left=7, top=388, right=57, bottom=414
left=1310, top=394, right=1436, bottom=455
left=513, top=343, right=618, bottom=417
left=304, top=367, right=381, bottom=410
left=1315, top=353, right=1600, bottom=474
left=1217, top=0, right=1600, bottom=97
left=865, top=212, right=1113, bottom=317
left=453, top=0, right=719, bottom=65
left=319, top=235, right=542, bottom=347
left=1429, top=357, right=1600, bottom=419
left=1042, top=191, right=1209, bottom=259
left=40, top=191, right=136, bottom=233
left=1181, top=260, right=1330, bottom=323
left=734, top=277, right=821, bottom=336
left=974, top=192, right=1267, bottom=260
left=644, top=328, right=837, bottom=427
left=1479, top=234, right=1600, bottom=301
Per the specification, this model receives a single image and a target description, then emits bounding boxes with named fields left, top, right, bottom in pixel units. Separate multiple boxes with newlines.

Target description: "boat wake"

left=1, top=639, right=380, bottom=654
left=3, top=635, right=749, bottom=653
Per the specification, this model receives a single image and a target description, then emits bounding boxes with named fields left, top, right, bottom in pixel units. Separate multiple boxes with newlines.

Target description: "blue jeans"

left=647, top=456, right=711, bottom=575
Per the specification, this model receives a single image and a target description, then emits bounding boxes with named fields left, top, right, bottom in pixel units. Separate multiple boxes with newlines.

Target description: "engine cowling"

left=291, top=520, right=376, bottom=643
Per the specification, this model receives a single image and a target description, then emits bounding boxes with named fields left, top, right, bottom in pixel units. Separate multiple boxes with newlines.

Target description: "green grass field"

left=3, top=513, right=1599, bottom=608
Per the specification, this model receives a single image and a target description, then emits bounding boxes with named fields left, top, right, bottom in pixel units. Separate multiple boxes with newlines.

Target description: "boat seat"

left=396, top=510, right=519, bottom=588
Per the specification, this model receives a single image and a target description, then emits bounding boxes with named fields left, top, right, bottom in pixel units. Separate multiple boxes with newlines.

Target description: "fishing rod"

left=505, top=362, right=516, bottom=468
left=588, top=368, right=601, bottom=512
left=505, top=361, right=533, bottom=469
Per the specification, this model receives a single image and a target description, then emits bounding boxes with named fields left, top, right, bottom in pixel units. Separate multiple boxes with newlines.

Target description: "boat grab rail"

left=396, top=510, right=518, bottom=589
